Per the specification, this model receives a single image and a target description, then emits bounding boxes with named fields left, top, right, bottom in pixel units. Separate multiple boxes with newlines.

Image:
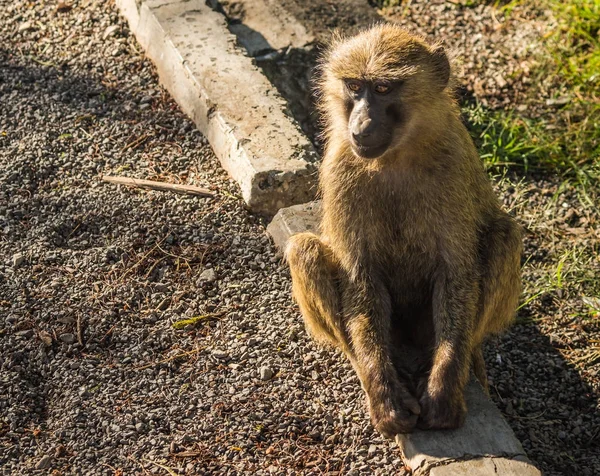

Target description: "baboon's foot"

left=366, top=382, right=420, bottom=438
left=418, top=387, right=466, bottom=430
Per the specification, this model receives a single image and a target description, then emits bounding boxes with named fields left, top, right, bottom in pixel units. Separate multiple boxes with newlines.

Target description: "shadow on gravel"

left=257, top=47, right=321, bottom=149
left=486, top=319, right=599, bottom=475
left=0, top=56, right=168, bottom=125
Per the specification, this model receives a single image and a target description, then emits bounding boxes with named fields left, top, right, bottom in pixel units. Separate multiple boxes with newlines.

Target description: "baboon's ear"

left=430, top=45, right=450, bottom=90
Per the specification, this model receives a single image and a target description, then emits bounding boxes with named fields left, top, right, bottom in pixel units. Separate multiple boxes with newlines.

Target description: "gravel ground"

left=379, top=0, right=550, bottom=110
left=0, top=1, right=404, bottom=475
left=1, top=1, right=599, bottom=476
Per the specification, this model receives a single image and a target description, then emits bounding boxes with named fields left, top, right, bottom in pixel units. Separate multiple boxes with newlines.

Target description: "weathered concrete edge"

left=267, top=201, right=321, bottom=252
left=403, top=447, right=537, bottom=476
left=115, top=0, right=318, bottom=214
left=268, top=202, right=541, bottom=476
left=425, top=454, right=541, bottom=476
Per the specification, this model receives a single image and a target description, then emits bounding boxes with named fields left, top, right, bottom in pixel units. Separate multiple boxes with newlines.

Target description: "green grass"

left=463, top=0, right=600, bottom=204
left=464, top=104, right=546, bottom=170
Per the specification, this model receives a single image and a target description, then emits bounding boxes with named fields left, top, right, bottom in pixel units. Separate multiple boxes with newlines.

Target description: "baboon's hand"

left=367, top=382, right=421, bottom=438
left=418, top=387, right=466, bottom=430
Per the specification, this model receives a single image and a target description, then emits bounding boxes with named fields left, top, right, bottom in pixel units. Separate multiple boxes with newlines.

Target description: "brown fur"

left=286, top=24, right=522, bottom=437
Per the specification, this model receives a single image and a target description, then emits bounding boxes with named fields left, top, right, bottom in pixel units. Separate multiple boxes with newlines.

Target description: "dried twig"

left=135, top=347, right=203, bottom=371
left=102, top=175, right=214, bottom=197
left=141, top=458, right=178, bottom=476
left=76, top=313, right=84, bottom=346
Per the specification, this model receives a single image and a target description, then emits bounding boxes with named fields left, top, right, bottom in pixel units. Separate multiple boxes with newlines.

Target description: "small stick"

left=77, top=314, right=84, bottom=347
left=102, top=175, right=214, bottom=197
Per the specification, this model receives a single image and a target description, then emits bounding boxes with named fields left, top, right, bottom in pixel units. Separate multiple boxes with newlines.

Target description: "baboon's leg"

left=420, top=216, right=521, bottom=429
left=478, top=216, right=523, bottom=337
left=471, top=345, right=489, bottom=394
left=285, top=233, right=350, bottom=354
left=286, top=233, right=420, bottom=436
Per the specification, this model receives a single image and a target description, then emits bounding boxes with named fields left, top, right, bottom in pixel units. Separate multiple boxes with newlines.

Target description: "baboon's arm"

left=419, top=270, right=479, bottom=429
left=342, top=275, right=421, bottom=435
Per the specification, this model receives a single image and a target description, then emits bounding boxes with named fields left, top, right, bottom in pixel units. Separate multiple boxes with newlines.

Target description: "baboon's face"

left=344, top=79, right=403, bottom=160
left=324, top=25, right=451, bottom=160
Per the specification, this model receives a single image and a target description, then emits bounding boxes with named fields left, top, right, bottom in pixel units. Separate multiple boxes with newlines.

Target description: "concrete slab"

left=115, top=0, right=318, bottom=214
left=268, top=201, right=541, bottom=476
left=267, top=201, right=321, bottom=251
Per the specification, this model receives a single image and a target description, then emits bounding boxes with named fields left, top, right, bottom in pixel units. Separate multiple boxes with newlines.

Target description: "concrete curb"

left=268, top=201, right=541, bottom=476
left=115, top=0, right=318, bottom=214
left=213, top=0, right=314, bottom=57
left=266, top=201, right=321, bottom=251
left=398, top=381, right=541, bottom=475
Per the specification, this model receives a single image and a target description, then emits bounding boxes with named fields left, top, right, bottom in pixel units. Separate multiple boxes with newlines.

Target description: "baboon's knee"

left=285, top=232, right=328, bottom=274
left=480, top=217, right=522, bottom=335
left=285, top=233, right=344, bottom=348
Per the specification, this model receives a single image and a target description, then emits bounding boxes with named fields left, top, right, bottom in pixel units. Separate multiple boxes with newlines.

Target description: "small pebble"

left=12, top=253, right=24, bottom=267
left=59, top=333, right=76, bottom=344
left=199, top=268, right=216, bottom=283
left=36, top=455, right=52, bottom=470
left=212, top=349, right=228, bottom=360
left=16, top=329, right=34, bottom=338
left=103, top=25, right=120, bottom=39
left=259, top=366, right=274, bottom=381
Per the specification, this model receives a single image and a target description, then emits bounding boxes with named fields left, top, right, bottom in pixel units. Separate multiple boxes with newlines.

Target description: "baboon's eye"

left=345, top=80, right=362, bottom=93
left=374, top=83, right=391, bottom=94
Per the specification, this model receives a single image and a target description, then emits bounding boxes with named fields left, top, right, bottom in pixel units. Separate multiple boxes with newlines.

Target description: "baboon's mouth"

left=351, top=142, right=389, bottom=159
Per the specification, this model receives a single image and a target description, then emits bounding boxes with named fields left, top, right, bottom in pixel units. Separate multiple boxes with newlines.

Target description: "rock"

left=494, top=74, right=507, bottom=88
left=135, top=422, right=147, bottom=433
left=546, top=96, right=571, bottom=107
left=212, top=349, right=228, bottom=360
left=59, top=333, right=76, bottom=344
left=154, top=282, right=169, bottom=292
left=199, top=268, right=216, bottom=283
left=157, top=297, right=171, bottom=311
left=56, top=2, right=72, bottom=13
left=18, top=22, right=33, bottom=32
left=55, top=445, right=67, bottom=458
left=103, top=25, right=120, bottom=39
left=12, top=253, right=24, bottom=267
left=36, top=455, right=52, bottom=470
left=15, top=329, right=34, bottom=338
left=259, top=366, right=274, bottom=381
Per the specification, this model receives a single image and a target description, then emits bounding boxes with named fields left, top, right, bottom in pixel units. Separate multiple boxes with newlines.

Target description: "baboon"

left=286, top=24, right=522, bottom=437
